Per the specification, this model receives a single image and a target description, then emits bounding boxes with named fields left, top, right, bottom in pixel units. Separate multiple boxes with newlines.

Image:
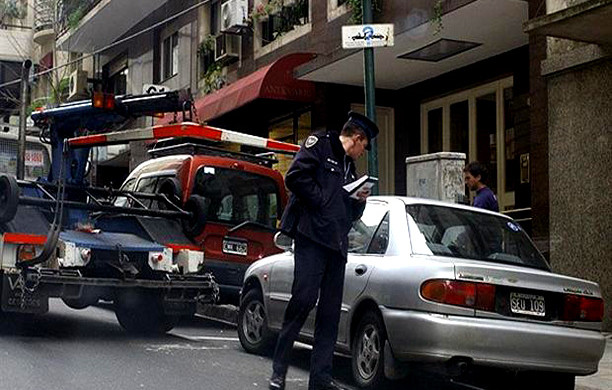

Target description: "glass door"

left=421, top=77, right=517, bottom=211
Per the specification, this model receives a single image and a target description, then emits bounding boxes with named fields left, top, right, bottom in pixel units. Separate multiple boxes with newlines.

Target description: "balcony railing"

left=57, top=0, right=102, bottom=35
left=34, top=0, right=54, bottom=32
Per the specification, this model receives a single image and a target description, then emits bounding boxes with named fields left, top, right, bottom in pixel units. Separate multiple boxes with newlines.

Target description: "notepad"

left=343, top=175, right=378, bottom=199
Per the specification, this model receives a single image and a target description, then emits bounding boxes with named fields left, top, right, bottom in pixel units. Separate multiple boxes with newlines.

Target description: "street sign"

left=143, top=84, right=169, bottom=94
left=342, top=24, right=394, bottom=49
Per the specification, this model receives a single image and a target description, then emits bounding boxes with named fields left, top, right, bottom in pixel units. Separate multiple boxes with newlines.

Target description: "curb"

left=197, top=303, right=238, bottom=325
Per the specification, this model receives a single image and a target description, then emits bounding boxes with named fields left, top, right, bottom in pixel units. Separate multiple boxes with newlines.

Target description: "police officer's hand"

left=356, top=188, right=371, bottom=202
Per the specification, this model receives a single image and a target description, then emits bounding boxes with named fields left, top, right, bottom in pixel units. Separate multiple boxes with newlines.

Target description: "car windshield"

left=192, top=166, right=280, bottom=229
left=405, top=204, right=549, bottom=271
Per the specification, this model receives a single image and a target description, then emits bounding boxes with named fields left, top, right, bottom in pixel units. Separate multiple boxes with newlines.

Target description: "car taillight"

left=421, top=279, right=496, bottom=312
left=561, top=294, right=604, bottom=322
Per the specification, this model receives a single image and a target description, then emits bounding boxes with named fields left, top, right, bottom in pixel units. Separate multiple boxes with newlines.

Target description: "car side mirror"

left=274, top=231, right=294, bottom=252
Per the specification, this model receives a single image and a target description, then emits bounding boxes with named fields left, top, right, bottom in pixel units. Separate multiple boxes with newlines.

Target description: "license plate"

left=222, top=238, right=248, bottom=256
left=1, top=274, right=49, bottom=314
left=510, top=292, right=545, bottom=317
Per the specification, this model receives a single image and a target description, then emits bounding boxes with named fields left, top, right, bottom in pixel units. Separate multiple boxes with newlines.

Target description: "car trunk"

left=454, top=260, right=602, bottom=330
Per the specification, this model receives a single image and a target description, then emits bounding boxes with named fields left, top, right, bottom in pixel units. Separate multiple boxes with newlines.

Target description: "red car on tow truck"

left=103, top=123, right=299, bottom=303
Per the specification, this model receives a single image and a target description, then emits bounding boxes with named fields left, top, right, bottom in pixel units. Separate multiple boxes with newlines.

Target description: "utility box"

left=405, top=152, right=466, bottom=203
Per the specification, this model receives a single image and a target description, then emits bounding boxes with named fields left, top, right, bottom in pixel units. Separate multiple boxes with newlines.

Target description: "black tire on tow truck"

left=114, top=289, right=179, bottom=334
left=182, top=194, right=209, bottom=238
left=0, top=173, right=19, bottom=223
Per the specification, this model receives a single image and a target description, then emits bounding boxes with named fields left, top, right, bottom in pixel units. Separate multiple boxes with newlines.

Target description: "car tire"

left=114, top=290, right=179, bottom=335
left=182, top=194, right=209, bottom=238
left=352, top=311, right=388, bottom=389
left=237, top=289, right=276, bottom=355
left=0, top=173, right=19, bottom=224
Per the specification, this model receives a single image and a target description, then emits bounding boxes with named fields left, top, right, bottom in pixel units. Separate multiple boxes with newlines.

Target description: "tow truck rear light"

left=92, top=92, right=104, bottom=108
left=561, top=294, right=604, bottom=322
left=104, top=94, right=115, bottom=110
left=17, top=244, right=39, bottom=262
left=421, top=279, right=496, bottom=312
left=92, top=92, right=115, bottom=110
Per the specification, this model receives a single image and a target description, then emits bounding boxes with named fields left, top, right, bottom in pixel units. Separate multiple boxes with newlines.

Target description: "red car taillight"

left=421, top=279, right=496, bottom=312
left=560, top=294, right=604, bottom=322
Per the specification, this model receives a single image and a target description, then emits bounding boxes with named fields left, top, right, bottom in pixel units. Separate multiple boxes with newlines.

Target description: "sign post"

left=342, top=10, right=393, bottom=195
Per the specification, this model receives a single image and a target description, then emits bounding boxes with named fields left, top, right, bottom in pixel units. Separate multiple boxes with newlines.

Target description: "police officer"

left=269, top=112, right=379, bottom=390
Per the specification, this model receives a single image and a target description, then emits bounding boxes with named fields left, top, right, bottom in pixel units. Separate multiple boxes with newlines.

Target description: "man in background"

left=464, top=161, right=499, bottom=212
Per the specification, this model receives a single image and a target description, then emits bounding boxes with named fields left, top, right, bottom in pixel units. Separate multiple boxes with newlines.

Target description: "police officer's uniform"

left=271, top=113, right=378, bottom=390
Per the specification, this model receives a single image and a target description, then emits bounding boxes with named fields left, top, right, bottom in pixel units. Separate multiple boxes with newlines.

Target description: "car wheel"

left=237, top=289, right=275, bottom=355
left=352, top=311, right=387, bottom=389
left=114, top=290, right=179, bottom=335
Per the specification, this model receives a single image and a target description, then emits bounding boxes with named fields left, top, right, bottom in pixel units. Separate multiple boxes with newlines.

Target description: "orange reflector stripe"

left=67, top=122, right=299, bottom=153
left=3, top=233, right=47, bottom=245
left=69, top=134, right=107, bottom=147
left=165, top=244, right=201, bottom=253
left=267, top=139, right=301, bottom=153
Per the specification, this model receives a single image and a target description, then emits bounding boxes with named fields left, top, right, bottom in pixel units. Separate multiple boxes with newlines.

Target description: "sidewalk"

left=576, top=333, right=612, bottom=390
left=198, top=304, right=612, bottom=389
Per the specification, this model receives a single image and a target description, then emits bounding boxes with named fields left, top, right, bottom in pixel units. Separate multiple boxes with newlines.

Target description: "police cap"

left=346, top=111, right=379, bottom=150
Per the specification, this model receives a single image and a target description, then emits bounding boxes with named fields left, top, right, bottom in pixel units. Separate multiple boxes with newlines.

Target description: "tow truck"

left=0, top=90, right=222, bottom=334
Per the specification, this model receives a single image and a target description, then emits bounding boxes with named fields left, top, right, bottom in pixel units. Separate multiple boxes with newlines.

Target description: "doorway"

left=420, top=77, right=517, bottom=211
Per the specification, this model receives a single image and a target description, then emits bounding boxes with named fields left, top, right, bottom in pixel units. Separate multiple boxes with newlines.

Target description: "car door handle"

left=354, top=264, right=367, bottom=276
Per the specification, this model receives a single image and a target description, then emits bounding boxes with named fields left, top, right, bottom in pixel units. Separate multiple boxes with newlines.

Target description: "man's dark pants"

left=272, top=233, right=346, bottom=388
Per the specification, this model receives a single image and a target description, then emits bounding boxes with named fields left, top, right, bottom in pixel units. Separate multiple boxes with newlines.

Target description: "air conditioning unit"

left=215, top=34, right=240, bottom=63
left=68, top=70, right=89, bottom=100
left=220, top=0, right=248, bottom=34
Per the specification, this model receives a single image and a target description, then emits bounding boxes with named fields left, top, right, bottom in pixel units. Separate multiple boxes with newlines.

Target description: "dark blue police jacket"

left=279, top=130, right=366, bottom=258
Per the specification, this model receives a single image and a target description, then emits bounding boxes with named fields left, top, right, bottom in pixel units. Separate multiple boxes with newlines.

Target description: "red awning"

left=158, top=53, right=316, bottom=125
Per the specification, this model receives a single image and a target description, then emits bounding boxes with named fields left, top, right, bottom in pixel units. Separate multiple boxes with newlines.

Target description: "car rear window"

left=405, top=204, right=549, bottom=271
left=192, top=166, right=280, bottom=228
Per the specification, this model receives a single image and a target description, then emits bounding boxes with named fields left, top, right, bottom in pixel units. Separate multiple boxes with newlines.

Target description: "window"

left=268, top=110, right=311, bottom=177
left=348, top=201, right=389, bottom=254
left=327, top=0, right=349, bottom=21
left=135, top=177, right=161, bottom=208
left=420, top=77, right=526, bottom=213
left=113, top=178, right=136, bottom=207
left=368, top=213, right=389, bottom=254
left=109, top=68, right=128, bottom=95
left=191, top=167, right=281, bottom=228
left=259, top=0, right=309, bottom=47
left=211, top=1, right=220, bottom=35
left=405, top=204, right=548, bottom=270
left=162, top=32, right=179, bottom=80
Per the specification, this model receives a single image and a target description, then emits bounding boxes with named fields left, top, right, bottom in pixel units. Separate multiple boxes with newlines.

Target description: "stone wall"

left=547, top=59, right=612, bottom=330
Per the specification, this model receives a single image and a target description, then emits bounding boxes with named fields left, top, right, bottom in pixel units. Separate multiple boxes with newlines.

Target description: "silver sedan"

left=237, top=197, right=605, bottom=389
